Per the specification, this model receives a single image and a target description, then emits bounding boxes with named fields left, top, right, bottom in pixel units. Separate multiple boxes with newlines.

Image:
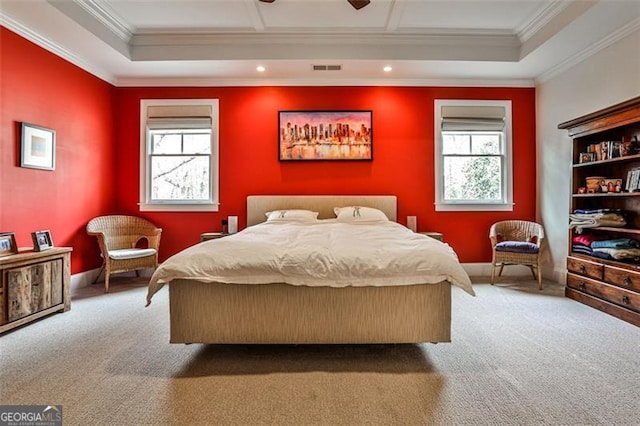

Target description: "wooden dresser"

left=0, top=247, right=72, bottom=333
left=566, top=256, right=640, bottom=326
left=559, top=97, right=640, bottom=327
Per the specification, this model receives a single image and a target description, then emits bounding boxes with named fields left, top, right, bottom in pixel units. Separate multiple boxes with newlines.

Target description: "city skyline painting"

left=279, top=110, right=372, bottom=161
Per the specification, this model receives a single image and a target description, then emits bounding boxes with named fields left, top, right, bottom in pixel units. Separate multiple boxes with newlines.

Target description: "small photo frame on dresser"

left=31, top=230, right=54, bottom=251
left=0, top=232, right=18, bottom=257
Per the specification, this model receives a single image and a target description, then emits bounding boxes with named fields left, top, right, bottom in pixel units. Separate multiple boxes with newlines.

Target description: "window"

left=140, top=99, right=219, bottom=212
left=434, top=100, right=513, bottom=211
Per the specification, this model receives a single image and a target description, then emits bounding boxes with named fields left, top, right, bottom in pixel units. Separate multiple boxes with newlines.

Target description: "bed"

left=146, top=195, right=474, bottom=344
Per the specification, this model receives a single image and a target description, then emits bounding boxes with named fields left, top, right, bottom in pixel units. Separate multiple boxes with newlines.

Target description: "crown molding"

left=130, top=31, right=521, bottom=62
left=73, top=0, right=134, bottom=43
left=46, top=0, right=131, bottom=58
left=115, top=76, right=535, bottom=88
left=536, top=16, right=640, bottom=84
left=0, top=11, right=117, bottom=85
left=518, top=0, right=597, bottom=60
left=517, top=0, right=572, bottom=43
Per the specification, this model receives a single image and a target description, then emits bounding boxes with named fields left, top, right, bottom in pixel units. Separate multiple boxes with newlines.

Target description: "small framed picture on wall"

left=21, top=122, right=56, bottom=171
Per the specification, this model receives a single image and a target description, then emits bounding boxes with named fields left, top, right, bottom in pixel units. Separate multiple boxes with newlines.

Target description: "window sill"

left=139, top=203, right=220, bottom=212
left=435, top=203, right=514, bottom=212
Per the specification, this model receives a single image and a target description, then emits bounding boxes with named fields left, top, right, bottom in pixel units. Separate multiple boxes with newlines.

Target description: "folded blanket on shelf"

left=591, top=238, right=640, bottom=249
left=572, top=244, right=593, bottom=256
left=569, top=212, right=626, bottom=223
left=573, top=208, right=622, bottom=214
left=572, top=234, right=606, bottom=246
left=592, top=247, right=640, bottom=260
left=591, top=251, right=614, bottom=260
left=569, top=212, right=626, bottom=233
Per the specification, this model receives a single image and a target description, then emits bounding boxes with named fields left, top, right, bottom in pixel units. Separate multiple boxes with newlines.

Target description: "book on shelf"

left=592, top=140, right=623, bottom=161
left=628, top=167, right=640, bottom=192
left=625, top=169, right=632, bottom=192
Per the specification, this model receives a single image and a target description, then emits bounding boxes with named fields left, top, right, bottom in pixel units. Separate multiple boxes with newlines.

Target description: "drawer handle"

left=579, top=265, right=586, bottom=273
left=579, top=282, right=586, bottom=291
left=622, top=276, right=632, bottom=286
left=622, top=295, right=630, bottom=305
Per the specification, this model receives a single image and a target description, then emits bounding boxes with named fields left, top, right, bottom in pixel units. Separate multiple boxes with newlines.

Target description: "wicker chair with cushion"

left=86, top=215, right=162, bottom=293
left=489, top=220, right=545, bottom=290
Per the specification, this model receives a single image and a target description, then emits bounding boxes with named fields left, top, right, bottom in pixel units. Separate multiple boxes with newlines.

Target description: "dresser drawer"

left=567, top=256, right=603, bottom=280
left=567, top=273, right=640, bottom=313
left=603, top=265, right=640, bottom=292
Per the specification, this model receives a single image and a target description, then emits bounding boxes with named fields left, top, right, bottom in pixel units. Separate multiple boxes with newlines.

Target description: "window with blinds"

left=140, top=100, right=219, bottom=212
left=434, top=100, right=513, bottom=211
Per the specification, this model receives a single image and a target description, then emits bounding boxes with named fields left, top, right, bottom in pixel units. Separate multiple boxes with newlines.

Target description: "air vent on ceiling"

left=312, top=64, right=342, bottom=71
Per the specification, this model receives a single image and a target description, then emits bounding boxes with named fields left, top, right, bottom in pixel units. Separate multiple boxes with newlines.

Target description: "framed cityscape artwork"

left=278, top=110, right=372, bottom=161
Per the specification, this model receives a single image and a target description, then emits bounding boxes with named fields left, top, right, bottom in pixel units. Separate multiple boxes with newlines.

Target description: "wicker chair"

left=489, top=220, right=545, bottom=290
left=86, top=215, right=162, bottom=293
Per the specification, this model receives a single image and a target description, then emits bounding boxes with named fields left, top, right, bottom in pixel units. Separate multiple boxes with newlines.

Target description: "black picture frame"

left=278, top=110, right=372, bottom=161
left=31, top=230, right=54, bottom=251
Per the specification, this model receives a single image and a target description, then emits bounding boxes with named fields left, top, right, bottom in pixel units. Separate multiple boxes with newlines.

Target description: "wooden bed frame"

left=168, top=195, right=452, bottom=344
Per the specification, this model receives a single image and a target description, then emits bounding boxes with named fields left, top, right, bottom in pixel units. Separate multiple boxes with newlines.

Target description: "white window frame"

left=434, top=99, right=513, bottom=212
left=139, top=99, right=219, bottom=212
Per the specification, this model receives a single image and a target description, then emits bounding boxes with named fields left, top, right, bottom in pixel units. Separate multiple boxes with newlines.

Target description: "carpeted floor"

left=1, top=277, right=638, bottom=425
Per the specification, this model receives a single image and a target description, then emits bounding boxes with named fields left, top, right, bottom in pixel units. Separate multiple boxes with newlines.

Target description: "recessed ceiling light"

left=383, top=66, right=393, bottom=72
left=256, top=65, right=266, bottom=72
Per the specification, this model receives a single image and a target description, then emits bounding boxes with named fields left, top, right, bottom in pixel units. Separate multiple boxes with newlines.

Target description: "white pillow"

left=265, top=209, right=319, bottom=222
left=334, top=206, right=389, bottom=223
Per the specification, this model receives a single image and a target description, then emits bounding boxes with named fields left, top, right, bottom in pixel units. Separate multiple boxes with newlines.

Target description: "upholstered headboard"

left=246, top=195, right=397, bottom=226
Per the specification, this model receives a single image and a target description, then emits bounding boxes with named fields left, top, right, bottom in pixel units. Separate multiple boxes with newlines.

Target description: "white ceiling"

left=1, top=0, right=639, bottom=87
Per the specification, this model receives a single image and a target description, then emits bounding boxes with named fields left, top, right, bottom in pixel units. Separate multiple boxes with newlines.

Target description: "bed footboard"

left=168, top=281, right=451, bottom=344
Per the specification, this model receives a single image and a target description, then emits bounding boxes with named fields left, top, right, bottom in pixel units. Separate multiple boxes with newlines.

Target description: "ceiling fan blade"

left=258, top=0, right=275, bottom=3
left=348, top=0, right=371, bottom=10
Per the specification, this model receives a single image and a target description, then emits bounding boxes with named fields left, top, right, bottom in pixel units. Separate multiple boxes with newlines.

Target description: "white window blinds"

left=440, top=105, right=506, bottom=131
left=147, top=105, right=212, bottom=130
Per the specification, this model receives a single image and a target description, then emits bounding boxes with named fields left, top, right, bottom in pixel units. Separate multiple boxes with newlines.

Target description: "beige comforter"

left=146, top=220, right=474, bottom=305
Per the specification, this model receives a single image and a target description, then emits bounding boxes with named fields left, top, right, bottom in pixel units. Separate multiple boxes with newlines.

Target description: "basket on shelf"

left=586, top=176, right=605, bottom=192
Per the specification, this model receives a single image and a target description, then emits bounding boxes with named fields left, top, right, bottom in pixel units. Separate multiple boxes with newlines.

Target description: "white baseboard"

left=71, top=268, right=154, bottom=291
left=71, top=269, right=100, bottom=291
left=461, top=262, right=563, bottom=284
left=462, top=262, right=537, bottom=277
left=462, top=263, right=493, bottom=277
left=550, top=265, right=567, bottom=284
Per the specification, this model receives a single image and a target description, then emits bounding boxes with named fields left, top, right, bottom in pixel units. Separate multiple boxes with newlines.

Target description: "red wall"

left=115, top=86, right=536, bottom=263
left=2, top=27, right=536, bottom=274
left=1, top=27, right=116, bottom=273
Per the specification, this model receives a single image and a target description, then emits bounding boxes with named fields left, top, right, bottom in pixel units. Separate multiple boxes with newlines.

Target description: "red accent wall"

left=115, top=86, right=536, bottom=263
left=1, top=27, right=115, bottom=273
left=2, top=27, right=535, bottom=274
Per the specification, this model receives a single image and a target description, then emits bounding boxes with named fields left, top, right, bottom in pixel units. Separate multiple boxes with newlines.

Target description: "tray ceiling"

left=1, top=0, right=639, bottom=86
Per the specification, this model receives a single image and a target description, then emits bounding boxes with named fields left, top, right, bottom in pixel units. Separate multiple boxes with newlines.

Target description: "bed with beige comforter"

left=146, top=196, right=473, bottom=344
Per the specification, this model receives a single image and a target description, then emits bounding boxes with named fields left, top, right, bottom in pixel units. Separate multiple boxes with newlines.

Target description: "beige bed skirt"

left=169, top=280, right=452, bottom=344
